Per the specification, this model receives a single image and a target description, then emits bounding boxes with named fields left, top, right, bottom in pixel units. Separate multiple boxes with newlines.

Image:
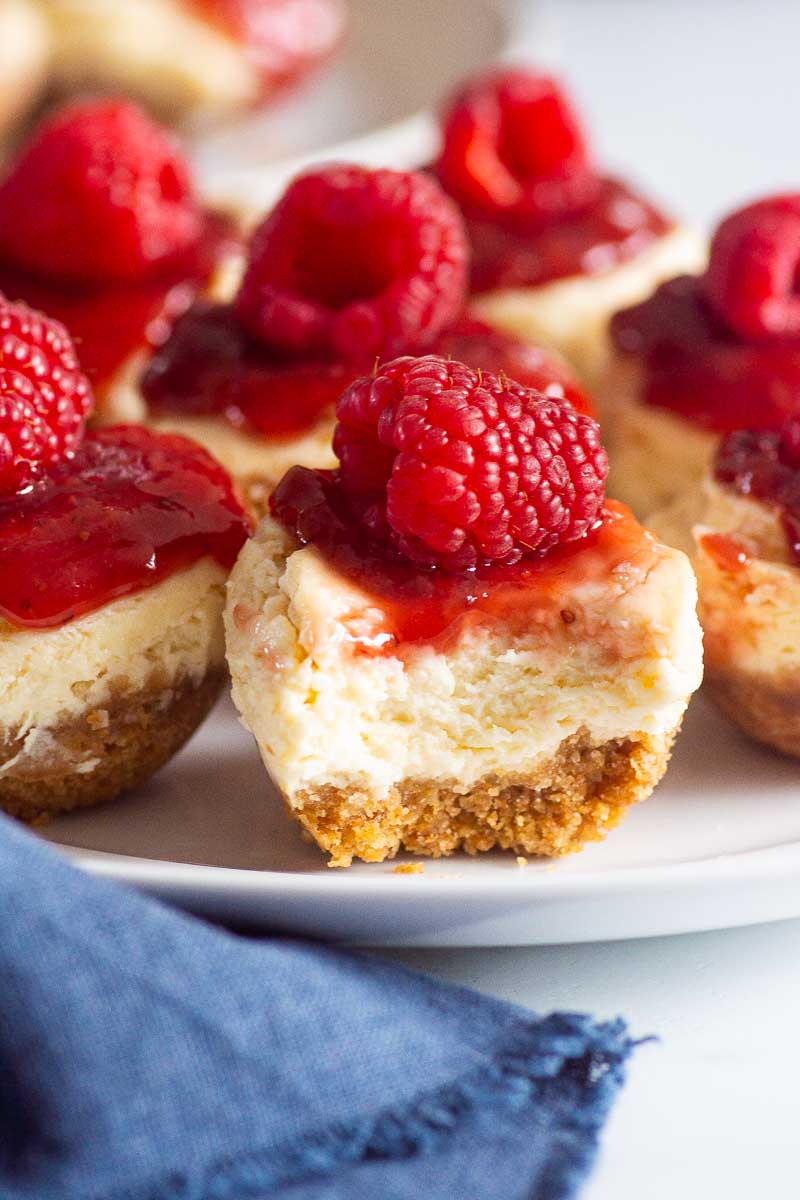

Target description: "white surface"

left=44, top=692, right=800, bottom=946
left=380, top=919, right=800, bottom=1199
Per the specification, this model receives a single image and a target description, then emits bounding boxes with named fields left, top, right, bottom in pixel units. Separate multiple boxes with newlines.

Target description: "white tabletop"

left=382, top=918, right=799, bottom=1198
left=384, top=3, right=800, bottom=1195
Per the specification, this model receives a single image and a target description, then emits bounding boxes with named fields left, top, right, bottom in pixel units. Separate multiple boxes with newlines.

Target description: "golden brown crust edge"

left=704, top=670, right=800, bottom=758
left=288, top=725, right=680, bottom=867
left=0, top=668, right=225, bottom=821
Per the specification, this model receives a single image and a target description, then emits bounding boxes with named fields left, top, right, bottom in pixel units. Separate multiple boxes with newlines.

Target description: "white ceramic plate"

left=36, top=4, right=800, bottom=946
left=45, top=692, right=800, bottom=946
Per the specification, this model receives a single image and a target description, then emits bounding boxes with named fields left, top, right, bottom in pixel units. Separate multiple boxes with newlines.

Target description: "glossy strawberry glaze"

left=0, top=214, right=237, bottom=395
left=142, top=307, right=594, bottom=438
left=462, top=177, right=671, bottom=293
left=611, top=275, right=800, bottom=432
left=0, top=426, right=249, bottom=630
left=270, top=465, right=659, bottom=656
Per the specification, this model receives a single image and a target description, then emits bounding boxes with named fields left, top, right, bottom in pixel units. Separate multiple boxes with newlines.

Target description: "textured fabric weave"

left=0, top=816, right=634, bottom=1199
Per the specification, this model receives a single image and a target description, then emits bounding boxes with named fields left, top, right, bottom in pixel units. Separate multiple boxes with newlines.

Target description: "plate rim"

left=59, top=836, right=800, bottom=899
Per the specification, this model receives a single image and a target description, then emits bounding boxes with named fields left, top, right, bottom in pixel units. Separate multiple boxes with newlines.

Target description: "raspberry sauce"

left=464, top=177, right=671, bottom=293
left=141, top=301, right=360, bottom=438
left=714, top=427, right=800, bottom=564
left=0, top=426, right=249, bottom=630
left=0, top=214, right=237, bottom=395
left=611, top=275, right=800, bottom=432
left=142, top=306, right=593, bottom=439
left=270, top=465, right=658, bottom=656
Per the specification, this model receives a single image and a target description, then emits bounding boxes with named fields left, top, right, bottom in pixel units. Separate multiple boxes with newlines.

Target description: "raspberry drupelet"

left=227, top=353, right=702, bottom=866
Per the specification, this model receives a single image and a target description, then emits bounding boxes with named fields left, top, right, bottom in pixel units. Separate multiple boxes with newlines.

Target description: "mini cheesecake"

left=0, top=99, right=244, bottom=406
left=601, top=196, right=800, bottom=521
left=42, top=0, right=346, bottom=128
left=432, top=67, right=706, bottom=385
left=0, top=425, right=249, bottom=819
left=653, top=424, right=800, bottom=757
left=225, top=356, right=702, bottom=866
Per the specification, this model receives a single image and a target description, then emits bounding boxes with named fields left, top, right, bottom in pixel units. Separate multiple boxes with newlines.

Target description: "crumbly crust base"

left=705, top=670, right=800, bottom=758
left=289, top=725, right=679, bottom=867
left=0, top=668, right=225, bottom=821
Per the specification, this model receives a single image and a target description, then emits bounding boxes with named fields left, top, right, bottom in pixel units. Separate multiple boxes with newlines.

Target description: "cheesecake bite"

left=0, top=296, right=249, bottom=819
left=432, top=66, right=706, bottom=384
left=225, top=355, right=702, bottom=866
left=603, top=195, right=800, bottom=519
left=126, top=164, right=593, bottom=515
left=0, top=98, right=241, bottom=405
left=654, top=419, right=800, bottom=757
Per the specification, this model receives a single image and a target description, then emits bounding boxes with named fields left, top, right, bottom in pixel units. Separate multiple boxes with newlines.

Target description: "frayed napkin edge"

left=109, top=1011, right=638, bottom=1200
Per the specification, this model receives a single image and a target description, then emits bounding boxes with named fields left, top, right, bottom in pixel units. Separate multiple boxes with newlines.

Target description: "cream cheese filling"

left=1, top=558, right=227, bottom=762
left=225, top=516, right=702, bottom=801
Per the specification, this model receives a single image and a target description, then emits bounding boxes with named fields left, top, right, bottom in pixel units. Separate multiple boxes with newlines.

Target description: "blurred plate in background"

left=196, top=0, right=511, bottom=210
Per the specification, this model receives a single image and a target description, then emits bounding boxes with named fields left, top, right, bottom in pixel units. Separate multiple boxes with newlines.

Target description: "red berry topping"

left=0, top=426, right=250, bottom=629
left=703, top=195, right=800, bottom=342
left=434, top=67, right=598, bottom=229
left=0, top=99, right=203, bottom=284
left=333, top=355, right=607, bottom=571
left=0, top=296, right=92, bottom=495
left=234, top=165, right=468, bottom=361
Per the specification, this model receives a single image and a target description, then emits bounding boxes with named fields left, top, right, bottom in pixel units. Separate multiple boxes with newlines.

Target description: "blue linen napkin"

left=0, top=815, right=635, bottom=1200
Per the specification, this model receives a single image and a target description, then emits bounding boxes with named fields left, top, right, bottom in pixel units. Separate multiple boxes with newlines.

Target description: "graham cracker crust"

left=292, top=725, right=679, bottom=867
left=705, top=669, right=800, bottom=757
left=0, top=668, right=225, bottom=822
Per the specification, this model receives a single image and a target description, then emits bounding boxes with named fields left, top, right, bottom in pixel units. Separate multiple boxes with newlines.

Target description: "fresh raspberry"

left=0, top=99, right=203, bottom=284
left=703, top=196, right=800, bottom=342
left=0, top=296, right=92, bottom=495
left=234, top=165, right=468, bottom=361
left=333, top=355, right=607, bottom=571
left=434, top=67, right=598, bottom=229
left=432, top=316, right=594, bottom=417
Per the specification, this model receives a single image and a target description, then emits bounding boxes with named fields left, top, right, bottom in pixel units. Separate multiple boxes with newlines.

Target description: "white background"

left=387, top=3, right=800, bottom=1196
